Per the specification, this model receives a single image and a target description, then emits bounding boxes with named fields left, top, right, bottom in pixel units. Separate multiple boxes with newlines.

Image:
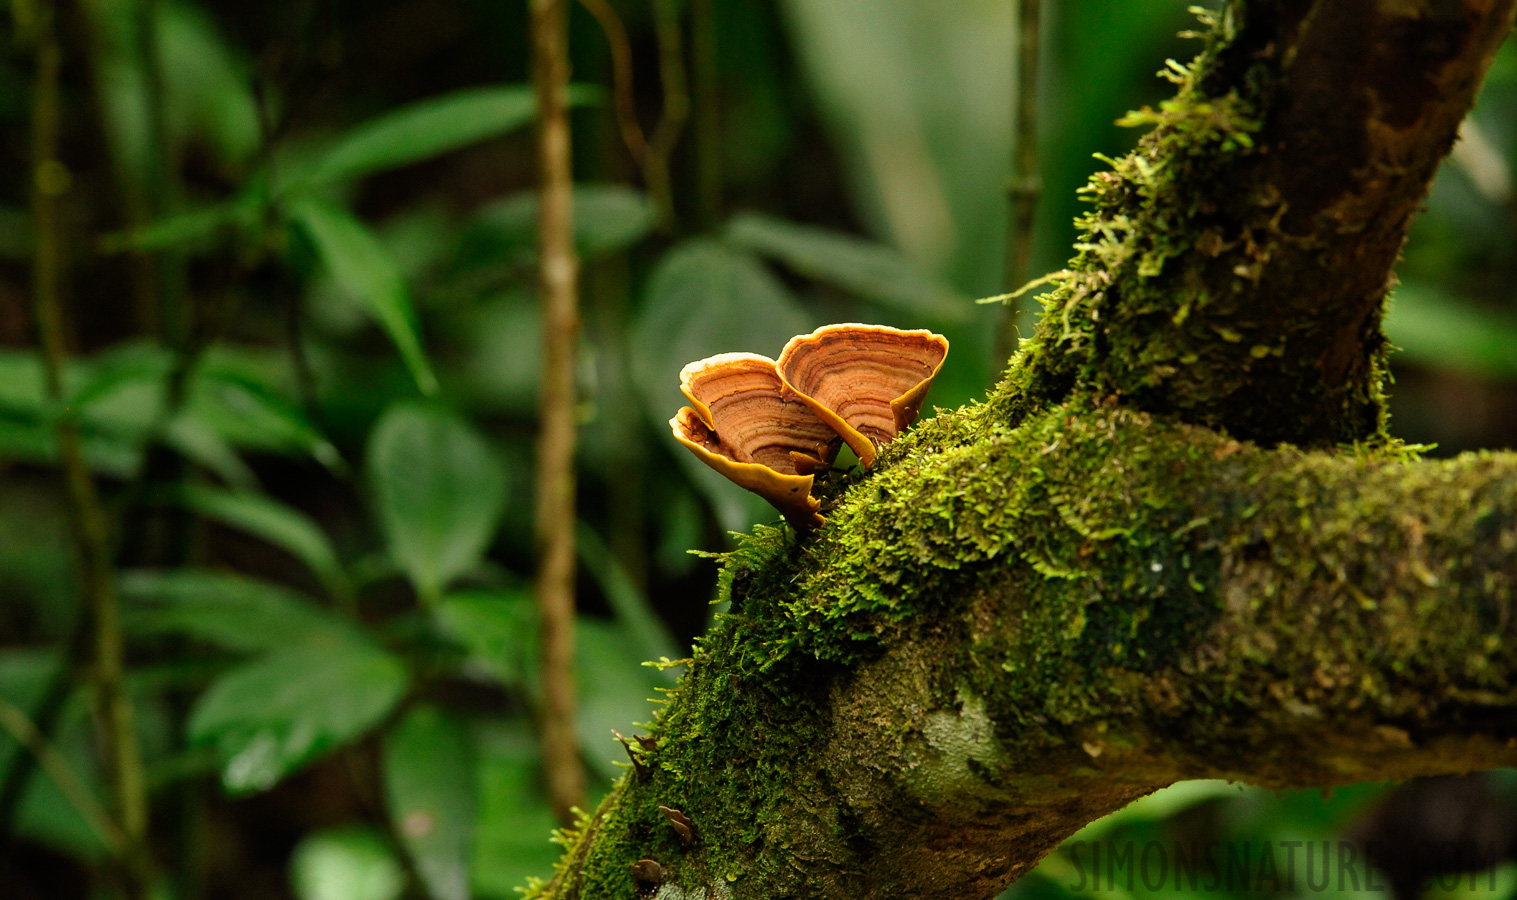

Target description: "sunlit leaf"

left=120, top=569, right=359, bottom=653
left=188, top=643, right=409, bottom=793
left=367, top=402, right=507, bottom=601
left=287, top=196, right=439, bottom=396
left=291, top=826, right=406, bottom=900
left=726, top=211, right=967, bottom=319
left=303, top=85, right=597, bottom=185
left=383, top=706, right=475, bottom=900
left=172, top=486, right=349, bottom=600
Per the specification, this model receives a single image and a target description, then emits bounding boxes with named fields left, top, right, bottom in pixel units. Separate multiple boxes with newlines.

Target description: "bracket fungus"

left=777, top=323, right=950, bottom=468
left=670, top=327, right=949, bottom=530
left=668, top=352, right=842, bottom=530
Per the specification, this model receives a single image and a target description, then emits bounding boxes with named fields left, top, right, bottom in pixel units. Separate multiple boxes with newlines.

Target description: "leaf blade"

left=383, top=706, right=475, bottom=900
left=188, top=644, right=409, bottom=794
left=286, top=196, right=439, bottom=396
left=367, top=402, right=508, bottom=601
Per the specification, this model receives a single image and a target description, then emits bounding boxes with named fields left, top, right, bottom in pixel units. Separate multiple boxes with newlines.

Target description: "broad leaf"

left=576, top=524, right=678, bottom=664
left=435, top=590, right=535, bottom=687
left=173, top=486, right=349, bottom=600
left=287, top=196, right=439, bottom=395
left=726, top=211, right=967, bottom=319
left=575, top=618, right=670, bottom=783
left=383, top=706, right=475, bottom=900
left=291, top=827, right=406, bottom=900
left=469, top=724, right=560, bottom=897
left=120, top=569, right=358, bottom=653
left=304, top=85, right=596, bottom=185
left=188, top=643, right=409, bottom=793
left=367, top=402, right=507, bottom=601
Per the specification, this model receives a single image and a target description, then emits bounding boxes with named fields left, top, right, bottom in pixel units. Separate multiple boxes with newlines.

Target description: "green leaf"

left=161, top=414, right=260, bottom=491
left=725, top=211, right=968, bottom=319
left=630, top=239, right=814, bottom=532
left=0, top=650, right=109, bottom=861
left=469, top=724, right=559, bottom=897
left=157, top=0, right=261, bottom=168
left=99, top=198, right=256, bottom=254
left=291, top=826, right=406, bottom=900
left=575, top=618, right=669, bottom=783
left=172, top=486, right=350, bottom=601
left=120, top=569, right=359, bottom=653
left=304, top=85, right=597, bottom=185
left=368, top=402, right=508, bottom=601
left=1386, top=280, right=1517, bottom=380
left=188, top=643, right=409, bottom=794
left=383, top=706, right=475, bottom=900
left=575, top=524, right=678, bottom=664
left=287, top=196, right=439, bottom=395
left=465, top=184, right=657, bottom=263
left=186, top=362, right=343, bottom=469
left=435, top=590, right=534, bottom=687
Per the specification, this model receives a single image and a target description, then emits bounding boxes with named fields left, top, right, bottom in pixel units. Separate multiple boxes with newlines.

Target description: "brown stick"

left=578, top=0, right=649, bottom=163
left=992, top=0, right=1043, bottom=372
left=530, top=0, right=588, bottom=826
left=26, top=10, right=153, bottom=897
left=644, top=0, right=690, bottom=229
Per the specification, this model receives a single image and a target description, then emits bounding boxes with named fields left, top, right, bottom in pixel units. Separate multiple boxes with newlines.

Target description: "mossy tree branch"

left=525, top=2, right=1517, bottom=898
left=1020, top=0, right=1515, bottom=446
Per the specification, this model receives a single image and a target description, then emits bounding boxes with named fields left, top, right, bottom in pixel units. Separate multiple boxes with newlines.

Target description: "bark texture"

left=525, top=2, right=1517, bottom=898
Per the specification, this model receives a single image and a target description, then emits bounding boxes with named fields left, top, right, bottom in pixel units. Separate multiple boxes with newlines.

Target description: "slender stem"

left=26, top=11, right=153, bottom=897
left=644, top=0, right=690, bottom=230
left=993, top=0, right=1043, bottom=371
left=690, top=0, right=721, bottom=228
left=578, top=0, right=649, bottom=163
left=140, top=0, right=189, bottom=351
left=530, top=0, right=587, bottom=826
left=0, top=696, right=126, bottom=857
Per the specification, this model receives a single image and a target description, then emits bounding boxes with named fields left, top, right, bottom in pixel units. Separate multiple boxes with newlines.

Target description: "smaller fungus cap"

left=776, top=324, right=949, bottom=468
left=669, top=352, right=842, bottom=529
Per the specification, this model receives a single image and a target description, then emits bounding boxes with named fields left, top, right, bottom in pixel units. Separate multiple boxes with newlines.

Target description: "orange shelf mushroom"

left=777, top=324, right=949, bottom=468
left=669, top=352, right=842, bottom=530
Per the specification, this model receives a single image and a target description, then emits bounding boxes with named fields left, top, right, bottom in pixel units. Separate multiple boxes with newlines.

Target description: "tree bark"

left=525, top=2, right=1517, bottom=898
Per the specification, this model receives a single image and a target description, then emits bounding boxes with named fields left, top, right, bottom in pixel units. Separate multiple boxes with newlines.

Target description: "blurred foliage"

left=0, top=1, right=1513, bottom=899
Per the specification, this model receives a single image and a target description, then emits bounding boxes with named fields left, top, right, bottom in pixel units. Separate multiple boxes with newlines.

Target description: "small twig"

left=26, top=9, right=153, bottom=896
left=530, top=0, right=588, bottom=826
left=644, top=0, right=690, bottom=229
left=0, top=695, right=126, bottom=857
left=993, top=0, right=1044, bottom=370
left=577, top=0, right=649, bottom=162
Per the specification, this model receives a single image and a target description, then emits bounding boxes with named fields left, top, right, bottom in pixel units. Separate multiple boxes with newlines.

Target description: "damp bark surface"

left=524, top=2, right=1517, bottom=898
